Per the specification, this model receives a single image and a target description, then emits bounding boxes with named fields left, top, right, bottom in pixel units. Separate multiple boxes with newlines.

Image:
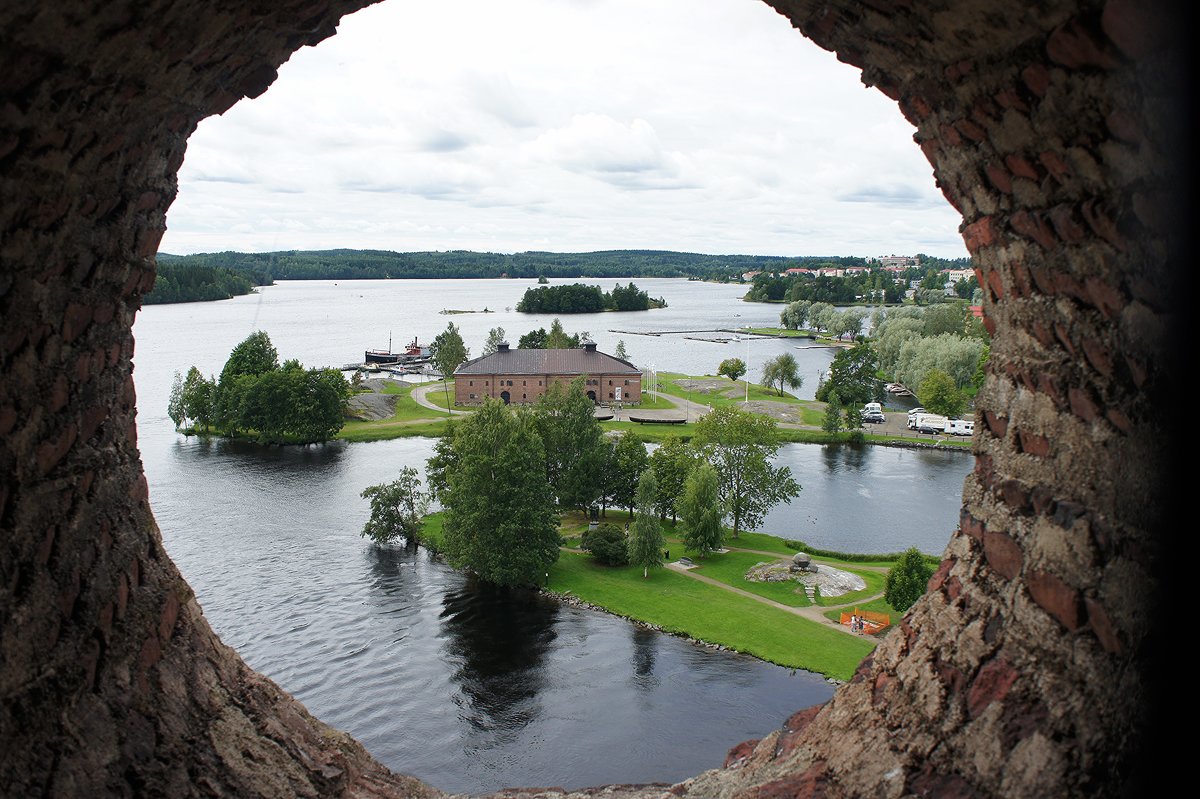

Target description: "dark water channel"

left=133, top=279, right=970, bottom=793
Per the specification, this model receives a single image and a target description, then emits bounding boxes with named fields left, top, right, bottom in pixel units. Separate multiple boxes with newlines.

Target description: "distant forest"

left=154, top=249, right=915, bottom=282
left=143, top=262, right=273, bottom=304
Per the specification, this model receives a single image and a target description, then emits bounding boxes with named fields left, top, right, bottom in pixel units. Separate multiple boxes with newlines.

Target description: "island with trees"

left=168, top=331, right=350, bottom=444
left=516, top=282, right=666, bottom=314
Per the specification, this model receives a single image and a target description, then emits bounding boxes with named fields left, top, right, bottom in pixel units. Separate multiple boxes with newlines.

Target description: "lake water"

left=131, top=278, right=970, bottom=793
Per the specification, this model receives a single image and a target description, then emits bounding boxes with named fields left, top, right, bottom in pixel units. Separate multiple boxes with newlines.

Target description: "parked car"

left=861, top=410, right=886, bottom=424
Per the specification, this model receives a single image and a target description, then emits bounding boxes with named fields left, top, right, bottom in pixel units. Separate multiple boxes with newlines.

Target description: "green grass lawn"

left=658, top=372, right=807, bottom=410
left=421, top=383, right=458, bottom=410
left=692, top=551, right=812, bottom=607
left=549, top=551, right=874, bottom=679
left=691, top=549, right=886, bottom=608
left=742, top=327, right=817, bottom=338
left=630, top=392, right=678, bottom=410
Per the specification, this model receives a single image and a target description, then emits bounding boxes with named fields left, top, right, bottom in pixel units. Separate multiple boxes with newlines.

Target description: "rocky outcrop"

left=0, top=0, right=1181, bottom=796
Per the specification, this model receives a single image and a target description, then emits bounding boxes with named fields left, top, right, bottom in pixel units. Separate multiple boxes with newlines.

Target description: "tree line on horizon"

left=154, top=248, right=968, bottom=285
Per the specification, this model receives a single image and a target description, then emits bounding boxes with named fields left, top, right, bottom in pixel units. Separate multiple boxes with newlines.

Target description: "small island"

left=168, top=331, right=349, bottom=444
left=516, top=281, right=666, bottom=313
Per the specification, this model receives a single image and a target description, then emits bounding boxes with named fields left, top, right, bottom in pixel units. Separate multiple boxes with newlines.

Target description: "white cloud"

left=161, top=0, right=966, bottom=258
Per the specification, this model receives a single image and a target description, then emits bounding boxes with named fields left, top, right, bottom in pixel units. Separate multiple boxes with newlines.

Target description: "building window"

left=469, top=393, right=476, bottom=400
left=522, top=394, right=527, bottom=400
left=624, top=379, right=629, bottom=385
left=523, top=380, right=527, bottom=386
left=469, top=381, right=473, bottom=386
left=609, top=392, right=614, bottom=399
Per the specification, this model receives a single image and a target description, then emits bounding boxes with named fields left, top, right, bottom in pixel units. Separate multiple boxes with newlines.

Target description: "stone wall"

left=0, top=1, right=1183, bottom=796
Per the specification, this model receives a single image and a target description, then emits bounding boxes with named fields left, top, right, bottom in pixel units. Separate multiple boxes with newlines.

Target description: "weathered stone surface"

left=0, top=0, right=1180, bottom=797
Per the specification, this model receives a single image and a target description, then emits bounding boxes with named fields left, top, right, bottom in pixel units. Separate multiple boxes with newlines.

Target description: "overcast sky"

left=162, top=0, right=967, bottom=258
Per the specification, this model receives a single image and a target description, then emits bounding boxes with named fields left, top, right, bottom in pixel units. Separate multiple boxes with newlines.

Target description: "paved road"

left=648, top=390, right=711, bottom=423
left=410, top=381, right=469, bottom=415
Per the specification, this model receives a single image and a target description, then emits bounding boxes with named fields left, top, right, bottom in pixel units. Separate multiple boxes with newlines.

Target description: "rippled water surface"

left=133, top=279, right=970, bottom=792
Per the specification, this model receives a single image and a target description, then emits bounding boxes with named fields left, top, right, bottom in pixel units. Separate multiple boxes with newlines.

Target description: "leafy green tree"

left=844, top=403, right=861, bottom=431
left=918, top=369, right=966, bottom=417
left=894, top=332, right=985, bottom=391
left=535, top=378, right=606, bottom=509
left=629, top=471, right=665, bottom=577
left=180, top=367, right=216, bottom=431
left=425, top=422, right=459, bottom=502
left=518, top=327, right=548, bottom=349
left=648, top=436, right=698, bottom=522
left=761, top=353, right=803, bottom=397
left=546, top=318, right=573, bottom=349
left=360, top=467, right=430, bottom=546
left=440, top=400, right=560, bottom=586
left=220, top=330, right=278, bottom=382
left=823, top=391, right=844, bottom=433
left=693, top=406, right=800, bottom=538
left=922, top=303, right=966, bottom=336
left=972, top=344, right=990, bottom=391
left=482, top=326, right=507, bottom=356
left=884, top=547, right=935, bottom=612
left=580, top=522, right=629, bottom=566
left=780, top=300, right=811, bottom=330
left=678, top=462, right=723, bottom=557
left=297, top=368, right=350, bottom=442
left=431, top=321, right=469, bottom=409
left=168, top=371, right=186, bottom=429
left=954, top=275, right=979, bottom=299
left=717, top=357, right=746, bottom=382
left=808, top=302, right=835, bottom=333
left=614, top=340, right=630, bottom=361
left=605, top=430, right=648, bottom=515
left=815, top=341, right=880, bottom=406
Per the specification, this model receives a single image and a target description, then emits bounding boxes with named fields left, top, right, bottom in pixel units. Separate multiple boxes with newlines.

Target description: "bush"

left=580, top=522, right=629, bottom=566
left=884, top=547, right=936, bottom=612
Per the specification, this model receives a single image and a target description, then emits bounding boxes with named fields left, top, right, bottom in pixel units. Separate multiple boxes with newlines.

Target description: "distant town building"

left=872, top=254, right=921, bottom=269
left=453, top=341, right=641, bottom=406
left=941, top=268, right=975, bottom=283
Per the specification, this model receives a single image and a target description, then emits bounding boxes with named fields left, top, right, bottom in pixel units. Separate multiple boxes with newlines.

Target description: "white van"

left=945, top=419, right=975, bottom=436
left=862, top=402, right=883, bottom=415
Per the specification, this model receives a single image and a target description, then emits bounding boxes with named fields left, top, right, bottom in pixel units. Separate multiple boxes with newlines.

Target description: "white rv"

left=945, top=419, right=975, bottom=436
left=913, top=413, right=949, bottom=433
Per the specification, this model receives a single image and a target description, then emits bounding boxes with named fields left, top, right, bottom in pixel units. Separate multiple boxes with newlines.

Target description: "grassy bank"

left=549, top=551, right=874, bottom=679
left=691, top=550, right=886, bottom=608
left=420, top=511, right=879, bottom=678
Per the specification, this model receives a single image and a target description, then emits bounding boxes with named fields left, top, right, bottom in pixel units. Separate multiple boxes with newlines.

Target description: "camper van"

left=945, top=419, right=975, bottom=436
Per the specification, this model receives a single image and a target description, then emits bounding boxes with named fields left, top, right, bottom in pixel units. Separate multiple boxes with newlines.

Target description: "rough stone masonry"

left=0, top=1, right=1185, bottom=796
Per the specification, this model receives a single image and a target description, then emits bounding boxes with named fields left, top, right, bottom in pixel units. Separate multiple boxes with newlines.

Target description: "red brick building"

left=453, top=341, right=641, bottom=405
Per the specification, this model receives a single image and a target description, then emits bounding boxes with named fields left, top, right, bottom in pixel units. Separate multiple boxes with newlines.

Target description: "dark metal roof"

left=455, top=347, right=640, bottom=376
